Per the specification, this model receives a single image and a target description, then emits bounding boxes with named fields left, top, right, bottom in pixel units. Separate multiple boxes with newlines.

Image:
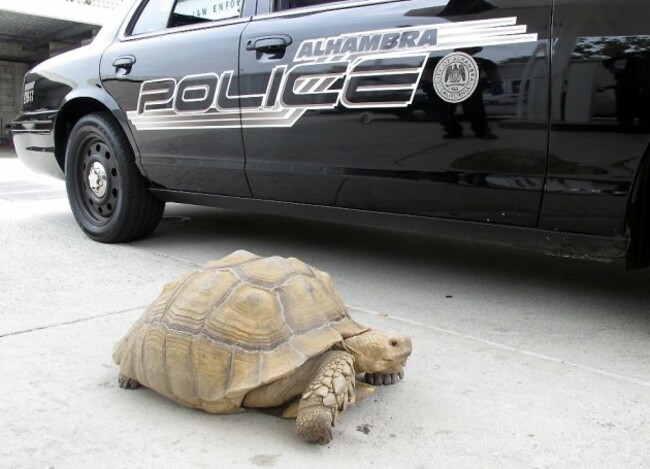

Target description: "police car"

left=12, top=0, right=650, bottom=268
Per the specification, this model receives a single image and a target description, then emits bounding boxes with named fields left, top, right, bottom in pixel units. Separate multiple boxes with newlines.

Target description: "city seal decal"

left=433, top=52, right=479, bottom=104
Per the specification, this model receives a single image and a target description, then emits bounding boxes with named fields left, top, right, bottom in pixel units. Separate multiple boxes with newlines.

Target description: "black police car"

left=12, top=0, right=650, bottom=268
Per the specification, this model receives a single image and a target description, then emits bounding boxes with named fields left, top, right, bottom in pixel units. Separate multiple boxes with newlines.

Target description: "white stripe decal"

left=128, top=17, right=538, bottom=130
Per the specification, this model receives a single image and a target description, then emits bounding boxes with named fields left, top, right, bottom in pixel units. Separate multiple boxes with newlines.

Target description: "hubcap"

left=78, top=139, right=119, bottom=220
left=88, top=161, right=107, bottom=198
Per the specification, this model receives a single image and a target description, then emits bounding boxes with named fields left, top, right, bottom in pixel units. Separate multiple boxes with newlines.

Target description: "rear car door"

left=541, top=0, right=650, bottom=238
left=239, top=0, right=551, bottom=226
left=100, top=0, right=253, bottom=197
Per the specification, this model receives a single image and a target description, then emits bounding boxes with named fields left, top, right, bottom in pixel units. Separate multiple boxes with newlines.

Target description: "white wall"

left=0, top=61, right=29, bottom=137
left=0, top=0, right=130, bottom=25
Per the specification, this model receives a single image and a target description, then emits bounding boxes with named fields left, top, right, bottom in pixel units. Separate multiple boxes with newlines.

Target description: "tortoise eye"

left=390, top=340, right=398, bottom=347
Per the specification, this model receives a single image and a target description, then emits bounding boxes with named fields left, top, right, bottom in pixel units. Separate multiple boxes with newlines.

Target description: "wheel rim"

left=77, top=138, right=120, bottom=223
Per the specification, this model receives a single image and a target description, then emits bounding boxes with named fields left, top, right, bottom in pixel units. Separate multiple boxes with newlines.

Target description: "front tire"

left=65, top=112, right=164, bottom=243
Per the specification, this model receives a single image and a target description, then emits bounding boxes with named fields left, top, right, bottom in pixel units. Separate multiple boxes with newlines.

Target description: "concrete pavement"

left=0, top=148, right=648, bottom=468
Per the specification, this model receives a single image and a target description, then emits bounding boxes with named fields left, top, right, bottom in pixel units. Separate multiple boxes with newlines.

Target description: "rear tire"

left=65, top=112, right=164, bottom=243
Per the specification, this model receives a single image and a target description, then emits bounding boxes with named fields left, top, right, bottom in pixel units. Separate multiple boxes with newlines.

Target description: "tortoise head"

left=341, top=330, right=412, bottom=374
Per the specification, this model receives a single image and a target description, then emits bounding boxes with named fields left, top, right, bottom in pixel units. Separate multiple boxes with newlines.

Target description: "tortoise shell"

left=113, top=250, right=367, bottom=413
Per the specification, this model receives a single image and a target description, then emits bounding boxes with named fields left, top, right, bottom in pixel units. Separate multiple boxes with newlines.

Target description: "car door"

left=541, top=0, right=650, bottom=238
left=100, top=0, right=253, bottom=197
left=239, top=0, right=551, bottom=226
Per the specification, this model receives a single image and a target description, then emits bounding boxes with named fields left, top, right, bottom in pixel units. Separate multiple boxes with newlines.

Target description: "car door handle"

left=112, top=55, right=136, bottom=74
left=245, top=35, right=292, bottom=53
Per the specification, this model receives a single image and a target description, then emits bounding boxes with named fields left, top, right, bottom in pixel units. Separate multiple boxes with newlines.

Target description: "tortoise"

left=113, top=250, right=412, bottom=444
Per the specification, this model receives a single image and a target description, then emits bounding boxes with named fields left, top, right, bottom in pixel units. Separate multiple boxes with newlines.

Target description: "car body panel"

left=541, top=0, right=650, bottom=236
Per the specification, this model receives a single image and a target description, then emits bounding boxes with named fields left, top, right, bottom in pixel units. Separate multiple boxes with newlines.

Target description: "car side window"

left=129, top=0, right=242, bottom=36
left=170, top=0, right=242, bottom=25
left=130, top=0, right=175, bottom=35
left=274, top=0, right=349, bottom=11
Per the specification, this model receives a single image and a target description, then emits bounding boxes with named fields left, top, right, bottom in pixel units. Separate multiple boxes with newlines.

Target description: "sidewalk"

left=1, top=151, right=648, bottom=468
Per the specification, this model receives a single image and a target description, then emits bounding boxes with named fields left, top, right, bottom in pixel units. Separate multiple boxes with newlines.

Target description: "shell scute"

left=163, top=269, right=238, bottom=334
left=221, top=349, right=262, bottom=412
left=147, top=269, right=195, bottom=323
left=280, top=275, right=347, bottom=334
left=260, top=342, right=306, bottom=383
left=289, top=326, right=343, bottom=357
left=202, top=249, right=260, bottom=270
left=192, top=335, right=232, bottom=408
left=202, top=284, right=291, bottom=350
left=141, top=323, right=170, bottom=398
left=166, top=330, right=200, bottom=407
left=235, top=255, right=313, bottom=287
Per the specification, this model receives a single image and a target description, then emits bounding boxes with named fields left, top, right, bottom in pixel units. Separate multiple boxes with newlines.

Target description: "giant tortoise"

left=113, top=250, right=412, bottom=444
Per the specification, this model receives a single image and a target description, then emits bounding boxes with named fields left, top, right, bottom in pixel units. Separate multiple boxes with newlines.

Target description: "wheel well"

left=54, top=98, right=111, bottom=173
left=626, top=147, right=650, bottom=269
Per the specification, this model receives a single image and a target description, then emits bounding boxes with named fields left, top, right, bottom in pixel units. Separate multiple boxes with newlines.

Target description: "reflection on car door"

left=542, top=0, right=650, bottom=237
left=239, top=0, right=551, bottom=226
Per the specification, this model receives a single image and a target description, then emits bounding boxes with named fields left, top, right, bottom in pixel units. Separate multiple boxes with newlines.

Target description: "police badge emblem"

left=433, top=52, right=479, bottom=103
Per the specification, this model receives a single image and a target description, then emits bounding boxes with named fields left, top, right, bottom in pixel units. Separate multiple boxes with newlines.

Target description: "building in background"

left=0, top=0, right=127, bottom=142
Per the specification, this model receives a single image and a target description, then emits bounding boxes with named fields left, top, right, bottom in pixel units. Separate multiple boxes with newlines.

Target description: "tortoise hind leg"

left=296, top=351, right=355, bottom=444
left=118, top=372, right=141, bottom=390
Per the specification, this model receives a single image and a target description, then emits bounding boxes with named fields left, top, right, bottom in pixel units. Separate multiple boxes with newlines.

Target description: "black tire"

left=65, top=112, right=165, bottom=243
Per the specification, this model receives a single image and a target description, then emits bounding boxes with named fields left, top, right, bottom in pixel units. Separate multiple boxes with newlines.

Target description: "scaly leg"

left=118, top=372, right=141, bottom=389
left=296, top=351, right=355, bottom=444
left=364, top=368, right=405, bottom=385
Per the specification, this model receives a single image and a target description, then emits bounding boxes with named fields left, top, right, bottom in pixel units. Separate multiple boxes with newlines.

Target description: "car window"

left=274, top=0, right=350, bottom=11
left=130, top=0, right=175, bottom=35
left=171, top=0, right=242, bottom=24
left=130, top=0, right=242, bottom=36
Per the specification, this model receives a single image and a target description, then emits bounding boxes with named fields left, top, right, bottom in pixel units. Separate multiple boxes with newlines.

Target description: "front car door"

left=239, top=0, right=551, bottom=226
left=100, top=0, right=254, bottom=197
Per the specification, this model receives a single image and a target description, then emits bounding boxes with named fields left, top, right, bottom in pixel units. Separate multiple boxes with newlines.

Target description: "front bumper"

left=12, top=110, right=64, bottom=180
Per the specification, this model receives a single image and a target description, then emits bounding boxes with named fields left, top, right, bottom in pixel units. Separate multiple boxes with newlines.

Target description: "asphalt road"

left=1, top=148, right=648, bottom=468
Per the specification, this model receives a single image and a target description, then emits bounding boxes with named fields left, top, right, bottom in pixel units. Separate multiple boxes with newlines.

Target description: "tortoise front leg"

left=364, top=368, right=405, bottom=385
left=296, top=351, right=355, bottom=444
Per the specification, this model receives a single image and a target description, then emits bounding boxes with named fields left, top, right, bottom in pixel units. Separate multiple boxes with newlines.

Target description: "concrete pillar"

left=0, top=61, right=29, bottom=144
